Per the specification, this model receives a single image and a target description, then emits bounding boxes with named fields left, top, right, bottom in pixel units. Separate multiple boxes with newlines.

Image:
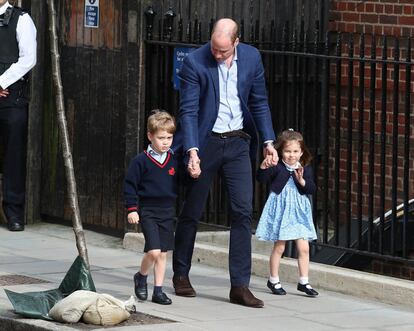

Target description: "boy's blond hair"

left=147, top=110, right=176, bottom=134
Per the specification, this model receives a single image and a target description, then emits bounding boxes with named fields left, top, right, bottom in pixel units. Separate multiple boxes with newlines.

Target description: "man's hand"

left=263, top=143, right=278, bottom=166
left=187, top=149, right=201, bottom=179
left=0, top=88, right=9, bottom=98
left=127, top=211, right=140, bottom=224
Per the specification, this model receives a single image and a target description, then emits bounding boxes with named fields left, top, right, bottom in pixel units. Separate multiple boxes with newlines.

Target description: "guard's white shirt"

left=0, top=1, right=37, bottom=89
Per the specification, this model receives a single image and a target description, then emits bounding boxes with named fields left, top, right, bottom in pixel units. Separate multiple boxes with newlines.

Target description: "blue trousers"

left=173, top=134, right=253, bottom=286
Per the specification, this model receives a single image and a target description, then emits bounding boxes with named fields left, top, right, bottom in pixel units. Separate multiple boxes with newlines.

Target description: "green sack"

left=5, top=256, right=96, bottom=320
left=58, top=256, right=96, bottom=296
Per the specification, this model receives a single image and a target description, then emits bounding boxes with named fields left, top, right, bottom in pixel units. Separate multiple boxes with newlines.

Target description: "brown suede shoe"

left=172, top=275, right=196, bottom=297
left=229, top=286, right=264, bottom=308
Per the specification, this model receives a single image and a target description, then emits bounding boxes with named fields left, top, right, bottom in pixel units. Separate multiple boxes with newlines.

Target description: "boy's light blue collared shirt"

left=212, top=49, right=243, bottom=133
left=147, top=145, right=173, bottom=163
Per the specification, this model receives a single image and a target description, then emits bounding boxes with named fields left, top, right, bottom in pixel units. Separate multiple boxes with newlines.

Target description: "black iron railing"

left=143, top=8, right=414, bottom=268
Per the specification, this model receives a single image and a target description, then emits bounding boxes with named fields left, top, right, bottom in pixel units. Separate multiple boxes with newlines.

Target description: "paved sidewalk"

left=0, top=222, right=413, bottom=331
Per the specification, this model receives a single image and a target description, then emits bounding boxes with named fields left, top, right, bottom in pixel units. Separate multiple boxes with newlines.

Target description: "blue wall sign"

left=84, top=0, right=99, bottom=28
left=173, top=47, right=196, bottom=90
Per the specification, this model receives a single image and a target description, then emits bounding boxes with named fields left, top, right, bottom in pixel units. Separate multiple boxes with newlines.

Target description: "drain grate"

left=0, top=274, right=50, bottom=286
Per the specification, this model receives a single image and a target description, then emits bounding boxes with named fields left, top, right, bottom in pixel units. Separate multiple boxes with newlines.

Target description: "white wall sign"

left=84, top=0, right=99, bottom=28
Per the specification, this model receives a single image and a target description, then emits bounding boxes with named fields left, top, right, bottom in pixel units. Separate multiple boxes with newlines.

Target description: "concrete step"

left=124, top=231, right=414, bottom=307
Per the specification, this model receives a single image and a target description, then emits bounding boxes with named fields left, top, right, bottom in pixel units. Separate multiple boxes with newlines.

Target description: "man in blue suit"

left=172, top=18, right=278, bottom=308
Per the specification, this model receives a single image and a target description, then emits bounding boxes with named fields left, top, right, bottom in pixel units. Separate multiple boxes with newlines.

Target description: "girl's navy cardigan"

left=256, top=162, right=316, bottom=195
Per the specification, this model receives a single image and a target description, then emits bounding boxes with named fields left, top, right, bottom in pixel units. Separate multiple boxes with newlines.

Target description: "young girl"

left=256, top=129, right=319, bottom=297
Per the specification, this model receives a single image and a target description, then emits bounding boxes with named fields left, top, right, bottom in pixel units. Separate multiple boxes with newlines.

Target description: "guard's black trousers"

left=0, top=104, right=28, bottom=222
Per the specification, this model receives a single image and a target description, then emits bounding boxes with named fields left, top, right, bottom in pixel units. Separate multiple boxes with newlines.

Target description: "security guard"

left=0, top=0, right=36, bottom=231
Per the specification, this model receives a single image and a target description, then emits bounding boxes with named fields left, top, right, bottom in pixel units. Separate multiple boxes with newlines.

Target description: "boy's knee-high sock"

left=137, top=272, right=148, bottom=287
left=153, top=286, right=162, bottom=295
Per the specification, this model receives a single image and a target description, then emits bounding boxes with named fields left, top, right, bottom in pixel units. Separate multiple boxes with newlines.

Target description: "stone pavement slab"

left=0, top=223, right=413, bottom=331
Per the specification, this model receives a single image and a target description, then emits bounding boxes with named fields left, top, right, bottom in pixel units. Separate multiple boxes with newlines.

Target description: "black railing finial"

left=196, top=21, right=202, bottom=44
left=178, top=18, right=183, bottom=42
left=240, top=19, right=244, bottom=42
left=186, top=21, right=192, bottom=43
left=164, top=7, right=176, bottom=41
left=193, top=17, right=199, bottom=43
left=144, top=6, right=157, bottom=40
left=209, top=18, right=215, bottom=37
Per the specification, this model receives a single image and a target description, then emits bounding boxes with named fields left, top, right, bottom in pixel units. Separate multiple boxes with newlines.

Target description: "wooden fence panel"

left=40, top=0, right=133, bottom=233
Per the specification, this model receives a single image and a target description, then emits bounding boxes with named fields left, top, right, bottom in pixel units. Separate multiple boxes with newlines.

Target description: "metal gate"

left=142, top=1, right=414, bottom=271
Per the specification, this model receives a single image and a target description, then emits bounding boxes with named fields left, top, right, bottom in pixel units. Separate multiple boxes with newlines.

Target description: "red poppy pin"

left=168, top=167, right=175, bottom=176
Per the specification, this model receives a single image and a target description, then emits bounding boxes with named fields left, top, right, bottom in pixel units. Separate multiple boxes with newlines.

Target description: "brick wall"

left=329, top=0, right=414, bottom=36
left=318, top=1, right=414, bottom=264
left=322, top=92, right=414, bottom=221
left=318, top=43, right=414, bottom=217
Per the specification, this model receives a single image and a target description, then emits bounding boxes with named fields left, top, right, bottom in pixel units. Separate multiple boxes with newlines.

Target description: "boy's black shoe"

left=297, top=283, right=319, bottom=296
left=134, top=272, right=148, bottom=300
left=267, top=280, right=286, bottom=295
left=152, top=292, right=172, bottom=305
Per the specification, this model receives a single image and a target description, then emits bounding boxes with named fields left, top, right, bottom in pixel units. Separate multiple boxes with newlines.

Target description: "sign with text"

left=173, top=47, right=196, bottom=90
left=84, top=0, right=99, bottom=28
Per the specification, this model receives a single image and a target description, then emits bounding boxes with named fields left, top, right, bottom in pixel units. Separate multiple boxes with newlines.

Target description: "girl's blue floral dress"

left=255, top=165, right=317, bottom=242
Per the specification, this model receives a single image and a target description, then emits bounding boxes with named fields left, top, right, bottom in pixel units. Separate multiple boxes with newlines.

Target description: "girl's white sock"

left=299, top=277, right=309, bottom=285
left=269, top=276, right=281, bottom=288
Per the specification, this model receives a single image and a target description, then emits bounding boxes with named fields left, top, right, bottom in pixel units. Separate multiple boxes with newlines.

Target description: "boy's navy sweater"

left=256, top=162, right=316, bottom=195
left=124, top=150, right=178, bottom=213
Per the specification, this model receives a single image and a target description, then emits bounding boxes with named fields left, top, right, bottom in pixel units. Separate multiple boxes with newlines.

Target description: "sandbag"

left=49, top=290, right=100, bottom=323
left=5, top=256, right=96, bottom=321
left=82, top=293, right=130, bottom=326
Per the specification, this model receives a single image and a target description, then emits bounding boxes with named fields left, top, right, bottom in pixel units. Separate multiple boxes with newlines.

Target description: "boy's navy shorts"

left=139, top=206, right=176, bottom=252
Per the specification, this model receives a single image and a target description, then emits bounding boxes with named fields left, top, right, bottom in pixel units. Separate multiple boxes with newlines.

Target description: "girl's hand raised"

left=294, top=167, right=306, bottom=186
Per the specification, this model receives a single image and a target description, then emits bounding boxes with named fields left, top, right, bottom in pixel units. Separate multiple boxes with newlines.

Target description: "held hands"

left=127, top=211, right=140, bottom=224
left=0, top=88, right=9, bottom=98
left=262, top=143, right=278, bottom=167
left=187, top=150, right=201, bottom=179
left=294, top=167, right=306, bottom=187
left=260, top=155, right=274, bottom=169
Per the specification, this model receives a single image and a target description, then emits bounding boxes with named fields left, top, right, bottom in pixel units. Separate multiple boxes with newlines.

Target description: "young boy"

left=124, top=110, right=177, bottom=305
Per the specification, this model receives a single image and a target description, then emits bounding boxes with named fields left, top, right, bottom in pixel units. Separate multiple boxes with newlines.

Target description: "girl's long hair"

left=274, top=129, right=313, bottom=167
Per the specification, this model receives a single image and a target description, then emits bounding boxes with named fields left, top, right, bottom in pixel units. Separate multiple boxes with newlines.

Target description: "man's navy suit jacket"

left=173, top=42, right=275, bottom=159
